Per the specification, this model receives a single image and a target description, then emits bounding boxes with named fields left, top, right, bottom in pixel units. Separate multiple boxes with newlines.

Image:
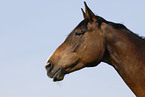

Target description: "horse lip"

left=47, top=67, right=62, bottom=80
left=53, top=67, right=62, bottom=77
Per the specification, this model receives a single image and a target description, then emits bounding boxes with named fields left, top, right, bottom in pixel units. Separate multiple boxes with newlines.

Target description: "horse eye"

left=75, top=32, right=82, bottom=36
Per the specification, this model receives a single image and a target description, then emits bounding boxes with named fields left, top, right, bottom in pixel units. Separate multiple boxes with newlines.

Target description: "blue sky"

left=0, top=0, right=145, bottom=97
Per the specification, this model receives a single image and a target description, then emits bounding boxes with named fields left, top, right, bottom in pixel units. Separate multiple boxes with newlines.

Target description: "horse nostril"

left=45, top=61, right=52, bottom=72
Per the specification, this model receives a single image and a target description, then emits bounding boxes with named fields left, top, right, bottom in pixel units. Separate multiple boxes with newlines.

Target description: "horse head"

left=45, top=2, right=106, bottom=81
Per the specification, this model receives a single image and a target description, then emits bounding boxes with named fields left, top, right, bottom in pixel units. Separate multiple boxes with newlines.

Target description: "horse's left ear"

left=83, top=1, right=96, bottom=21
left=81, top=8, right=87, bottom=19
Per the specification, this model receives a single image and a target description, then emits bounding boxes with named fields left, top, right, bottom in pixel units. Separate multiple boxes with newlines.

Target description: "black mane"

left=95, top=15, right=145, bottom=40
left=95, top=15, right=127, bottom=30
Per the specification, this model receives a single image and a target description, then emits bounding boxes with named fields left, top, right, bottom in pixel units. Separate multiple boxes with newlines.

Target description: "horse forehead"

left=76, top=19, right=89, bottom=28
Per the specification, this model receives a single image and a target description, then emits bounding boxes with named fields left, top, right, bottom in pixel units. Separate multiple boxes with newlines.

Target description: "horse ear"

left=84, top=1, right=96, bottom=21
left=81, top=8, right=87, bottom=19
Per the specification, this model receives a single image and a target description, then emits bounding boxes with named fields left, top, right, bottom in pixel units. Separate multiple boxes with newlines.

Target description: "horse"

left=45, top=2, right=145, bottom=97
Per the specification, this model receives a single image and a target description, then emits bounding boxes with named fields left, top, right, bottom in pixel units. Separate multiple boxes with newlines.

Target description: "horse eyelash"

left=75, top=28, right=86, bottom=36
left=75, top=32, right=83, bottom=36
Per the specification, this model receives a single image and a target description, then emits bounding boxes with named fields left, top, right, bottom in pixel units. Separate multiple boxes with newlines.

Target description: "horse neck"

left=102, top=25, right=145, bottom=96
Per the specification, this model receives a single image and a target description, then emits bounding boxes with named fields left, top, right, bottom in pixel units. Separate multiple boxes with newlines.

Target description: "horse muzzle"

left=45, top=61, right=64, bottom=82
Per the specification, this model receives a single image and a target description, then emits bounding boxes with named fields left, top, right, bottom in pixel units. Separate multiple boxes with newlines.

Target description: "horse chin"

left=53, top=74, right=64, bottom=82
left=52, top=68, right=65, bottom=82
left=53, top=77, right=64, bottom=82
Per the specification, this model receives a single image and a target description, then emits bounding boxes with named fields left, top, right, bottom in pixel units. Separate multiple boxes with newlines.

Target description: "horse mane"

left=96, top=15, right=145, bottom=41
